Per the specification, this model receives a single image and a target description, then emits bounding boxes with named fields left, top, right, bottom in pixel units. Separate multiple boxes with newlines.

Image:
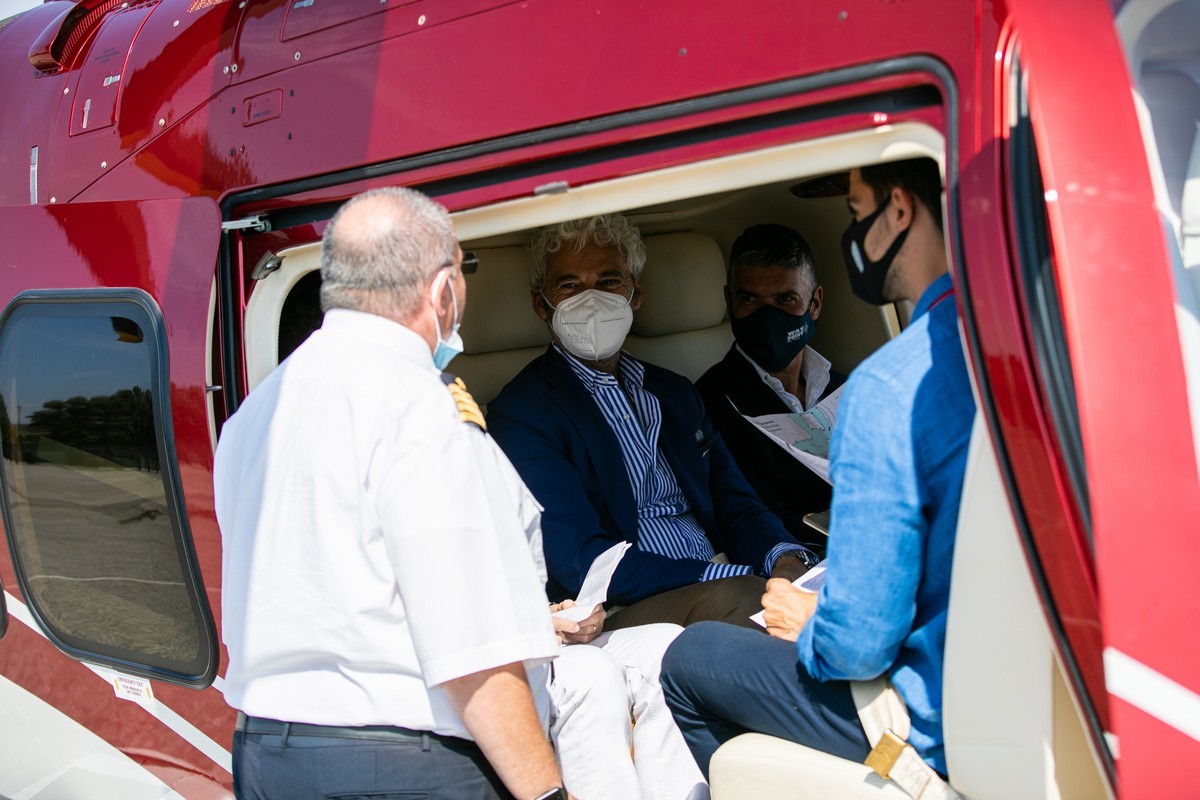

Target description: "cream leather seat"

left=454, top=246, right=550, bottom=406
left=624, top=231, right=731, bottom=379
left=456, top=232, right=733, bottom=404
left=710, top=733, right=909, bottom=799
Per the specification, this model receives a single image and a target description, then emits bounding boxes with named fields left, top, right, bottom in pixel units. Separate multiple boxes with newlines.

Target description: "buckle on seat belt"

left=865, top=729, right=907, bottom=779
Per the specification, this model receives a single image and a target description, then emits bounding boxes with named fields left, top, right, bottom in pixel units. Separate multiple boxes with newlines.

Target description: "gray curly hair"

left=528, top=214, right=647, bottom=291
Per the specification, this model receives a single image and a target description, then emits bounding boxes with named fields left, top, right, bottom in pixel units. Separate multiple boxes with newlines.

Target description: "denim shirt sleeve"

left=796, top=367, right=923, bottom=681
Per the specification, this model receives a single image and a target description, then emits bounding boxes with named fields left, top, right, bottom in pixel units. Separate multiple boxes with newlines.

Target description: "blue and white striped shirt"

left=557, top=346, right=804, bottom=581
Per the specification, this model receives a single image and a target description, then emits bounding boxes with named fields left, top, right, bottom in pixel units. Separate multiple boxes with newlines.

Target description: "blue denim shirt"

left=795, top=273, right=974, bottom=774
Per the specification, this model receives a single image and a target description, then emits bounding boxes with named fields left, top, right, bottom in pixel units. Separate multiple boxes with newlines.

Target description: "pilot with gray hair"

left=487, top=213, right=818, bottom=632
left=215, top=187, right=568, bottom=800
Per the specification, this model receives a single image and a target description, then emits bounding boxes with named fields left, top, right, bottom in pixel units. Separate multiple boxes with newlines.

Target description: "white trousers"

left=549, top=623, right=709, bottom=800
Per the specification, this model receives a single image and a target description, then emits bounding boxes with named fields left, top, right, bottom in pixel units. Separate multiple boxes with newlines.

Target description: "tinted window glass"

left=0, top=293, right=213, bottom=682
left=1010, top=60, right=1093, bottom=546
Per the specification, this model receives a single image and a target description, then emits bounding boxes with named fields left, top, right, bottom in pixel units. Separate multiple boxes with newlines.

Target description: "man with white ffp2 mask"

left=488, top=214, right=816, bottom=633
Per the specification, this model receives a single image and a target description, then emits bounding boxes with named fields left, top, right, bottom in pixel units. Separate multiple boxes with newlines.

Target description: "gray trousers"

left=232, top=720, right=512, bottom=800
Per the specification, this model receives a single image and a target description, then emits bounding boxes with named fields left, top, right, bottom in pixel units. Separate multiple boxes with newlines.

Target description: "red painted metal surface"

left=1008, top=0, right=1200, bottom=794
left=0, top=199, right=230, bottom=789
left=0, top=0, right=1193, bottom=796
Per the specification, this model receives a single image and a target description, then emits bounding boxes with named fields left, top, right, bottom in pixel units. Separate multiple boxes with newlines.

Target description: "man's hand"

left=770, top=552, right=814, bottom=583
left=549, top=600, right=606, bottom=645
left=762, top=578, right=818, bottom=642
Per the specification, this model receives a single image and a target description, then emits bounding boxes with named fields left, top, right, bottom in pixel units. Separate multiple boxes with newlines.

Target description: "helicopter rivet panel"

left=68, top=6, right=153, bottom=137
left=42, top=0, right=245, bottom=205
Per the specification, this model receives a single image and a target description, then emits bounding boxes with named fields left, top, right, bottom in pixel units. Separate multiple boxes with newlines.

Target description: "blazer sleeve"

left=487, top=393, right=712, bottom=605
left=663, top=370, right=801, bottom=570
left=706, top=425, right=803, bottom=569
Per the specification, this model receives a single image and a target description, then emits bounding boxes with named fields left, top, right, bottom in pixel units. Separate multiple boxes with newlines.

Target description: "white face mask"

left=545, top=288, right=634, bottom=362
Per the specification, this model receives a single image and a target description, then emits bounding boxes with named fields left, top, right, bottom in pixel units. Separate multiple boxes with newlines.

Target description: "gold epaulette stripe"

left=446, top=376, right=487, bottom=431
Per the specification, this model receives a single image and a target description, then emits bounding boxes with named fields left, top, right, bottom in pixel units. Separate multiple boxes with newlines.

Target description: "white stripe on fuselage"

left=1104, top=647, right=1200, bottom=743
left=3, top=590, right=232, bottom=774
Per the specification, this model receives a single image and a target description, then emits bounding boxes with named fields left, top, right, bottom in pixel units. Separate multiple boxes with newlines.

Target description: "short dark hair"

left=858, top=157, right=944, bottom=233
left=728, top=224, right=816, bottom=291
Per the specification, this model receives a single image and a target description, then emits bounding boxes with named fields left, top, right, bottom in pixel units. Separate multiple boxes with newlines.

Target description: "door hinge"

left=221, top=214, right=271, bottom=234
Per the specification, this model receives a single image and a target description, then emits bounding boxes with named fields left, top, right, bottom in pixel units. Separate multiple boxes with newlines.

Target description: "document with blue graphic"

left=743, top=385, right=844, bottom=484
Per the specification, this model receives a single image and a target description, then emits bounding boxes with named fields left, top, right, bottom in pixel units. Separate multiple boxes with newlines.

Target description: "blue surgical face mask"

left=431, top=268, right=463, bottom=371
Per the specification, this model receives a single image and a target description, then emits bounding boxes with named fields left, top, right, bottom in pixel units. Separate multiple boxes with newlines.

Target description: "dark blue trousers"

left=233, top=724, right=512, bottom=800
left=661, top=621, right=872, bottom=777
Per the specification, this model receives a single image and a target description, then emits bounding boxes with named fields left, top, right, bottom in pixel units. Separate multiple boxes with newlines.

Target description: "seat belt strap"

left=851, top=678, right=964, bottom=800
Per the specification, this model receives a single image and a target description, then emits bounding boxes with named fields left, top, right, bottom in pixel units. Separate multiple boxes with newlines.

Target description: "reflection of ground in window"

left=15, top=460, right=195, bottom=662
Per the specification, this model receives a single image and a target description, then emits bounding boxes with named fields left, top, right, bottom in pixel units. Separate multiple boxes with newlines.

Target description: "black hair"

left=858, top=157, right=944, bottom=233
left=728, top=224, right=816, bottom=287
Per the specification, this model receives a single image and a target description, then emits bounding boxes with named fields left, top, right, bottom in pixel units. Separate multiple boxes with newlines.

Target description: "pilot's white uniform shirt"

left=215, top=309, right=558, bottom=738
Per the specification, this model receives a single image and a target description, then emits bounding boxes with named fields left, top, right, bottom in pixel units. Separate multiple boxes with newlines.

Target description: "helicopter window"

left=1009, top=58, right=1093, bottom=549
left=0, top=292, right=216, bottom=686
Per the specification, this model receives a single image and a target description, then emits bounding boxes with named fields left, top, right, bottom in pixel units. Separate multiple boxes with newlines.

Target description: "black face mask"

left=840, top=196, right=909, bottom=306
left=730, top=303, right=814, bottom=373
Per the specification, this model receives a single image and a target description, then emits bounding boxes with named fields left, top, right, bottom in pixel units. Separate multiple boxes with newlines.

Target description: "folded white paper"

left=553, top=541, right=632, bottom=622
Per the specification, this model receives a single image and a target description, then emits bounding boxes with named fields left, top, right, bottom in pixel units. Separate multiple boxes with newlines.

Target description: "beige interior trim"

left=452, top=123, right=944, bottom=242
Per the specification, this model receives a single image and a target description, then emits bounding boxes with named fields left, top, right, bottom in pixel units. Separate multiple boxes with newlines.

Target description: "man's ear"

left=723, top=284, right=732, bottom=312
left=531, top=289, right=551, bottom=322
left=430, top=270, right=452, bottom=316
left=891, top=186, right=915, bottom=233
left=629, top=282, right=644, bottom=312
left=809, top=285, right=823, bottom=322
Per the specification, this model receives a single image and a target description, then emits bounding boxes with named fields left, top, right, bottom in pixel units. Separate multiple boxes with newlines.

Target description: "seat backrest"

left=1176, top=129, right=1200, bottom=478
left=1183, top=129, right=1200, bottom=274
left=1141, top=69, right=1200, bottom=219
left=453, top=246, right=550, bottom=406
left=624, top=231, right=731, bottom=380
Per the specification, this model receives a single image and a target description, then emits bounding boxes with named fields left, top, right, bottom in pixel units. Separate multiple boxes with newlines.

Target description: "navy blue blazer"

left=487, top=347, right=801, bottom=605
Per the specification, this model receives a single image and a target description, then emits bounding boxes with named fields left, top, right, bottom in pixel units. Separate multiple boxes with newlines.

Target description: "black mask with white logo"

left=730, top=303, right=814, bottom=373
left=840, top=196, right=909, bottom=306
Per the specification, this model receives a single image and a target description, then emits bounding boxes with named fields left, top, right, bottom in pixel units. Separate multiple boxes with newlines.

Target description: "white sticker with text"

left=111, top=673, right=155, bottom=705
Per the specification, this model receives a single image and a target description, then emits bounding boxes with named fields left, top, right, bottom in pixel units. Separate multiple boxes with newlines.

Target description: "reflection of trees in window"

left=24, top=387, right=157, bottom=472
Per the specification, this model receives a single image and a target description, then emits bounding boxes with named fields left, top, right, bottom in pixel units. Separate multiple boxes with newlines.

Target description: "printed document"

left=552, top=541, right=632, bottom=622
left=742, top=384, right=844, bottom=484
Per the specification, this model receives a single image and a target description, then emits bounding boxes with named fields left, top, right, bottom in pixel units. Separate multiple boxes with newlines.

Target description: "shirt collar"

left=736, top=343, right=831, bottom=412
left=321, top=308, right=438, bottom=371
left=911, top=272, right=955, bottom=322
left=554, top=343, right=643, bottom=394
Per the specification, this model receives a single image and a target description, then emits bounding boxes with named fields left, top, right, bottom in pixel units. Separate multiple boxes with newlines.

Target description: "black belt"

left=236, top=713, right=477, bottom=749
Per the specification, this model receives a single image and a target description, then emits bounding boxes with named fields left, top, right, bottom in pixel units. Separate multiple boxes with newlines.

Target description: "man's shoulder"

left=694, top=345, right=741, bottom=393
left=853, top=316, right=938, bottom=384
left=488, top=350, right=555, bottom=415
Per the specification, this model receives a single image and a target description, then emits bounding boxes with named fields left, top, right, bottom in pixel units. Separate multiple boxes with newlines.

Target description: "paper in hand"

left=553, top=541, right=632, bottom=622
left=749, top=565, right=827, bottom=627
left=743, top=385, right=844, bottom=485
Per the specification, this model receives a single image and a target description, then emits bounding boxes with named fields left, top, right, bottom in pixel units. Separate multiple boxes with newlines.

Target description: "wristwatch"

left=780, top=548, right=820, bottom=570
left=533, top=788, right=567, bottom=800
